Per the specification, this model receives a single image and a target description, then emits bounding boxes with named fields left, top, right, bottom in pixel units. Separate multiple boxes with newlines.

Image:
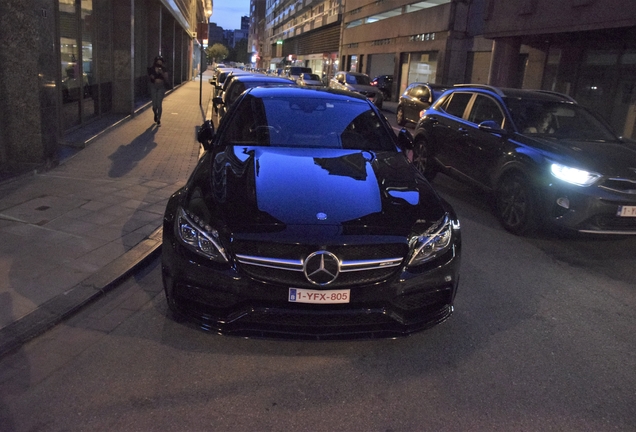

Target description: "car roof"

left=231, top=75, right=293, bottom=83
left=408, top=82, right=447, bottom=89
left=245, top=86, right=370, bottom=102
left=451, top=84, right=576, bottom=103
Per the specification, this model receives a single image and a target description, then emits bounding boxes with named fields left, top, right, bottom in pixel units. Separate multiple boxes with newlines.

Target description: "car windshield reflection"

left=221, top=95, right=394, bottom=151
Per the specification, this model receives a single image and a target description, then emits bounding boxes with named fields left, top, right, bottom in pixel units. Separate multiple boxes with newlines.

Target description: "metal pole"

left=199, top=45, right=203, bottom=106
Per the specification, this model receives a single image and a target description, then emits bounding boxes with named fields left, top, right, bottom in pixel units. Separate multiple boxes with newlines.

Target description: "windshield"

left=302, top=73, right=321, bottom=81
left=506, top=99, right=618, bottom=141
left=221, top=94, right=395, bottom=151
left=347, top=74, right=371, bottom=85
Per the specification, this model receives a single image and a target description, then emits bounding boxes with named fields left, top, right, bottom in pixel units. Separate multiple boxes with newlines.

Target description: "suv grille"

left=599, top=177, right=636, bottom=194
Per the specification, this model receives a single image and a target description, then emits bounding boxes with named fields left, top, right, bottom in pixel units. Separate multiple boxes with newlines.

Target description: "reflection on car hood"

left=206, top=146, right=445, bottom=235
left=522, top=136, right=636, bottom=176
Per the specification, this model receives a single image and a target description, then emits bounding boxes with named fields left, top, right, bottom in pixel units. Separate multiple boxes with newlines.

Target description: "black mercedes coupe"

left=161, top=87, right=461, bottom=339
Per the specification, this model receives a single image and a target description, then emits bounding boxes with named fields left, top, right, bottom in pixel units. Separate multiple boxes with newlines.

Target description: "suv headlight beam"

left=550, top=163, right=601, bottom=187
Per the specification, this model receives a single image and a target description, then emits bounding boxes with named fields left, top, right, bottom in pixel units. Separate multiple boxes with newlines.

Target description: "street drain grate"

left=35, top=206, right=50, bottom=211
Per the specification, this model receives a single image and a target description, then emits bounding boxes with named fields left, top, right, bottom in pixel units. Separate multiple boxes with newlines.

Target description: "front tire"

left=412, top=136, right=437, bottom=181
left=495, top=173, right=539, bottom=235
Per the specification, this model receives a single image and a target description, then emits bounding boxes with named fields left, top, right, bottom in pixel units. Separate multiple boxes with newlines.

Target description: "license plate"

left=616, top=205, right=636, bottom=217
left=289, top=288, right=350, bottom=304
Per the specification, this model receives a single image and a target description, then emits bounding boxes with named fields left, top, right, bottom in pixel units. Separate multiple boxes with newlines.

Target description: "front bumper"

left=161, top=237, right=460, bottom=340
left=541, top=182, right=636, bottom=234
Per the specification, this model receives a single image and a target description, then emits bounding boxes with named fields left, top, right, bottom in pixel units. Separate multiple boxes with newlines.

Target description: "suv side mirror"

left=478, top=120, right=507, bottom=135
left=397, top=128, right=414, bottom=150
left=197, top=120, right=215, bottom=150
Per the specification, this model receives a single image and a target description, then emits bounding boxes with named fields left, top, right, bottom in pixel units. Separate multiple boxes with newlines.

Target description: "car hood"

left=522, top=136, right=636, bottom=177
left=195, top=146, right=446, bottom=237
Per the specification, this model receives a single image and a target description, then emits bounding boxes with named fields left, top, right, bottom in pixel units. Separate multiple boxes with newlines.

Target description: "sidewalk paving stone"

left=0, top=71, right=216, bottom=357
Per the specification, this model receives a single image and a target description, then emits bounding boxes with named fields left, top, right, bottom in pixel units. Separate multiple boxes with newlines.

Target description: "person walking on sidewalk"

left=148, top=55, right=169, bottom=125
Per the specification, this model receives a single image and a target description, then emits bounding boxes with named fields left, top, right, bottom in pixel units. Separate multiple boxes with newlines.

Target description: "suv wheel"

left=412, top=137, right=437, bottom=181
left=396, top=106, right=406, bottom=126
left=495, top=173, right=538, bottom=235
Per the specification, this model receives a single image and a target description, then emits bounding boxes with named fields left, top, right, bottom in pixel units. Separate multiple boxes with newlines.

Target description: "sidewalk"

left=0, top=70, right=216, bottom=357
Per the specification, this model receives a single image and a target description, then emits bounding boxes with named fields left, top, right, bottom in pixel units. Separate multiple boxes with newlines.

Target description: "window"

left=413, top=85, right=431, bottom=101
left=468, top=95, right=504, bottom=126
left=442, top=92, right=473, bottom=118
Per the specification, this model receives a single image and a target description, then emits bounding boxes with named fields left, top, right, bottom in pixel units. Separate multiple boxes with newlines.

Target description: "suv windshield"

left=222, top=94, right=394, bottom=151
left=506, top=99, right=617, bottom=141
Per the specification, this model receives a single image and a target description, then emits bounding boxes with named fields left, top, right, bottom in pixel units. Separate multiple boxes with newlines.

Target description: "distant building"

left=208, top=23, right=225, bottom=46
left=248, top=0, right=267, bottom=69
left=263, top=0, right=342, bottom=80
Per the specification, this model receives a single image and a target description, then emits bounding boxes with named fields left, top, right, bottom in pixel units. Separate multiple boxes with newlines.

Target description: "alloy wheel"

left=412, top=138, right=437, bottom=181
left=496, top=173, right=537, bottom=234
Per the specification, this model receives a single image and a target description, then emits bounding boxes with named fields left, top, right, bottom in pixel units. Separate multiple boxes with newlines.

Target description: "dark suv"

left=411, top=84, right=636, bottom=235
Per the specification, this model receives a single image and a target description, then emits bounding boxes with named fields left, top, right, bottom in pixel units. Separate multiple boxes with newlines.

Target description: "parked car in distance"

left=370, top=74, right=393, bottom=100
left=329, top=71, right=384, bottom=109
left=213, top=74, right=296, bottom=118
left=210, top=67, right=247, bottom=97
left=397, top=82, right=449, bottom=126
left=297, top=73, right=326, bottom=88
left=411, top=84, right=636, bottom=235
left=162, top=86, right=462, bottom=339
left=284, top=66, right=312, bottom=81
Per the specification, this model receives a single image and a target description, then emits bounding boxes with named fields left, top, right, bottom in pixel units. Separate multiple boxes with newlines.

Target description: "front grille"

left=599, top=177, right=636, bottom=194
left=233, top=241, right=407, bottom=288
left=238, top=265, right=398, bottom=288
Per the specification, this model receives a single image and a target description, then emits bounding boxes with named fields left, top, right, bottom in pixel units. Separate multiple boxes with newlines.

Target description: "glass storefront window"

left=59, top=0, right=96, bottom=131
left=81, top=0, right=96, bottom=123
left=408, top=52, right=437, bottom=83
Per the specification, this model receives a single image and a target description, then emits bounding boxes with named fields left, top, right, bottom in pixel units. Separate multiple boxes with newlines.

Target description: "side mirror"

left=397, top=128, right=414, bottom=150
left=197, top=120, right=215, bottom=150
left=478, top=120, right=507, bottom=135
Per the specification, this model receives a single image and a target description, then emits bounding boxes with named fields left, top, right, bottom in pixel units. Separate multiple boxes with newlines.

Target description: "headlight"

left=407, top=215, right=456, bottom=267
left=550, top=163, right=601, bottom=186
left=175, top=207, right=229, bottom=262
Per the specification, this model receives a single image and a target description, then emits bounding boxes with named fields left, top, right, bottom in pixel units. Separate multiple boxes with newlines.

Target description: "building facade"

left=335, top=0, right=636, bottom=139
left=339, top=0, right=488, bottom=102
left=483, top=0, right=636, bottom=139
left=249, top=0, right=267, bottom=68
left=0, top=0, right=209, bottom=177
left=263, top=0, right=343, bottom=78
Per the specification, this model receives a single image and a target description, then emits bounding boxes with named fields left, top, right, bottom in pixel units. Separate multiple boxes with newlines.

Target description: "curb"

left=0, top=228, right=163, bottom=358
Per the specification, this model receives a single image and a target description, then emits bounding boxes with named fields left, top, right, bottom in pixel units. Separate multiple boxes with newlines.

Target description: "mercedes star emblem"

left=303, top=251, right=340, bottom=285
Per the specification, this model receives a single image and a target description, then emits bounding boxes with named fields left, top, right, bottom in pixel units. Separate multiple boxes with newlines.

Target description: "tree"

left=228, top=38, right=250, bottom=65
left=206, top=43, right=228, bottom=65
